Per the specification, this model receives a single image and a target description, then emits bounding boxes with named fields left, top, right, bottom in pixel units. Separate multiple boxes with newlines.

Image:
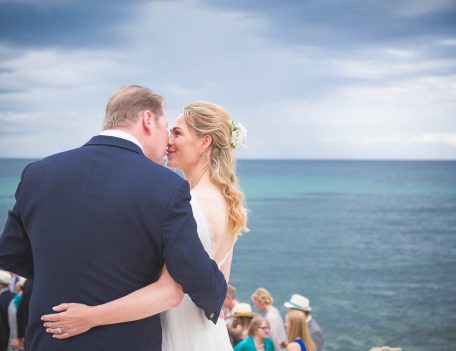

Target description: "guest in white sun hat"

left=284, top=294, right=324, bottom=351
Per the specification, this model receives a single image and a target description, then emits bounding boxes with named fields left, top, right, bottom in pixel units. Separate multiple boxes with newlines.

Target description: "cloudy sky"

left=1, top=0, right=455, bottom=159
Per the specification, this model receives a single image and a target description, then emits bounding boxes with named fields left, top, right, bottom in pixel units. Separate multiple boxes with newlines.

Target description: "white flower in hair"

left=230, top=120, right=247, bottom=149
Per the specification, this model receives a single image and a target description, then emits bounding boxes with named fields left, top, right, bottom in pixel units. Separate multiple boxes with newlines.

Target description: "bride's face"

left=167, top=114, right=202, bottom=170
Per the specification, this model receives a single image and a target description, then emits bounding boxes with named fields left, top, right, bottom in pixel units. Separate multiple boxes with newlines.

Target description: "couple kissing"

left=0, top=85, right=248, bottom=351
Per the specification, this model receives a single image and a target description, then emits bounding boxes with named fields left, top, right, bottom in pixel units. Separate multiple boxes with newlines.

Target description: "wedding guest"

left=229, top=303, right=258, bottom=346
left=0, top=271, right=15, bottom=351
left=224, top=285, right=239, bottom=319
left=7, top=300, right=18, bottom=351
left=234, top=315, right=274, bottom=351
left=8, top=278, right=26, bottom=351
left=251, top=288, right=286, bottom=350
left=284, top=294, right=323, bottom=351
left=11, top=279, right=32, bottom=351
left=224, top=285, right=239, bottom=344
left=285, top=310, right=316, bottom=351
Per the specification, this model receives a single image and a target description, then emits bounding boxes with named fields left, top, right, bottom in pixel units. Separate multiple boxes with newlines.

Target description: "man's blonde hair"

left=103, top=85, right=163, bottom=130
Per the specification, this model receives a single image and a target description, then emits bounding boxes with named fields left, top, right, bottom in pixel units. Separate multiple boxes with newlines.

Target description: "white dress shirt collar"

left=99, top=130, right=143, bottom=152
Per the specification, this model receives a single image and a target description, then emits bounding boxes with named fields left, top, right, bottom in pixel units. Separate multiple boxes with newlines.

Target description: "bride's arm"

left=41, top=265, right=183, bottom=339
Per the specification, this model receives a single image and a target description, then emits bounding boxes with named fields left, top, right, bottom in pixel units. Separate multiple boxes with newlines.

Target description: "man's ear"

left=141, top=110, right=154, bottom=133
left=201, top=135, right=212, bottom=152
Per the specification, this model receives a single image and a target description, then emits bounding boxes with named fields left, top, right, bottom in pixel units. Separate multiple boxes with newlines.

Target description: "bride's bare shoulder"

left=191, top=186, right=234, bottom=257
left=191, top=186, right=226, bottom=223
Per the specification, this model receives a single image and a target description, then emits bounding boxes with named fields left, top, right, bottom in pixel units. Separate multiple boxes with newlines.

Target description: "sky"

left=0, top=0, right=455, bottom=159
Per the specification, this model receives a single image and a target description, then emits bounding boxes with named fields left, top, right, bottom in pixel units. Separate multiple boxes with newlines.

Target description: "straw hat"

left=284, top=294, right=312, bottom=312
left=0, top=270, right=11, bottom=285
left=231, top=303, right=258, bottom=318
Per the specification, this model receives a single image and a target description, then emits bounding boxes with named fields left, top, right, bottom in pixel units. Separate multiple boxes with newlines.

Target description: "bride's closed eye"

left=171, top=129, right=182, bottom=137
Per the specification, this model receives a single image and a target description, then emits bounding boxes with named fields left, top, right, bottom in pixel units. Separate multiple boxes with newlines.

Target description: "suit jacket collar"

left=84, top=135, right=144, bottom=156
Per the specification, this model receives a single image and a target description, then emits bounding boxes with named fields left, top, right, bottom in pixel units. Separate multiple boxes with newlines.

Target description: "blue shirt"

left=291, top=338, right=307, bottom=351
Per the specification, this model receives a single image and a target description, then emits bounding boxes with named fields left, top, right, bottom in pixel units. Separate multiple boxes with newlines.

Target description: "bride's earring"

left=199, top=151, right=203, bottom=159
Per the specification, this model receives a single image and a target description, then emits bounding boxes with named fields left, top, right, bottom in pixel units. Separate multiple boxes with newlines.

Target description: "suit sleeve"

left=162, top=180, right=227, bottom=323
left=0, top=166, right=34, bottom=279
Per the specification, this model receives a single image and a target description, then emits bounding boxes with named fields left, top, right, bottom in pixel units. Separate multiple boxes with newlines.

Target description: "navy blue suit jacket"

left=0, top=136, right=227, bottom=351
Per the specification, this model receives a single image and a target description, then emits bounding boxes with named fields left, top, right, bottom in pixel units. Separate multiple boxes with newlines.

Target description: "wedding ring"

left=57, top=327, right=63, bottom=334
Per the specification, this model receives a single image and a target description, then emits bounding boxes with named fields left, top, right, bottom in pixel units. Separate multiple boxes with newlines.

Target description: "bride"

left=41, top=101, right=248, bottom=350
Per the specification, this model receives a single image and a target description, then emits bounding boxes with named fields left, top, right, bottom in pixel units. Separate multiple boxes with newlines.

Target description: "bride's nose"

left=168, top=130, right=175, bottom=146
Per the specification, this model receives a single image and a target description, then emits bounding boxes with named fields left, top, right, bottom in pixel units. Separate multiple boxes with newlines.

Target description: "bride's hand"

left=41, top=303, right=95, bottom=339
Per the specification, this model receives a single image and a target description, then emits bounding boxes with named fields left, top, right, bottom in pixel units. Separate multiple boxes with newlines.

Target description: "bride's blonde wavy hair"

left=182, top=101, right=248, bottom=236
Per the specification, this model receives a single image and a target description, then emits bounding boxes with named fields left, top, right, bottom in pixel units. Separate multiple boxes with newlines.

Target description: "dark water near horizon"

left=1, top=159, right=455, bottom=351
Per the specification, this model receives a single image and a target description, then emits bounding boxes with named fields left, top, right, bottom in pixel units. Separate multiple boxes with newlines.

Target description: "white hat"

left=0, top=270, right=12, bottom=285
left=284, top=294, right=312, bottom=312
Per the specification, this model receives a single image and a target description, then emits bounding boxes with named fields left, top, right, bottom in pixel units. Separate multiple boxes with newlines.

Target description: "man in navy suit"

left=0, top=85, right=227, bottom=351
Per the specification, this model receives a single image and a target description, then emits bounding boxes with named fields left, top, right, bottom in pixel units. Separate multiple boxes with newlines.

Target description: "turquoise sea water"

left=1, top=159, right=455, bottom=351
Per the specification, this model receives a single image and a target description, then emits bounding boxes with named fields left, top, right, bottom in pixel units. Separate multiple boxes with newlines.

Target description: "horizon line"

left=1, top=157, right=455, bottom=162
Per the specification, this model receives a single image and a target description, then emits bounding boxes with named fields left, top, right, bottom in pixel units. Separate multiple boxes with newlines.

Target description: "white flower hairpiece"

left=230, top=120, right=247, bottom=149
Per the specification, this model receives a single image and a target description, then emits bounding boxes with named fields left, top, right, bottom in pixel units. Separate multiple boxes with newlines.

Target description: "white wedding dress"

left=160, top=197, right=234, bottom=351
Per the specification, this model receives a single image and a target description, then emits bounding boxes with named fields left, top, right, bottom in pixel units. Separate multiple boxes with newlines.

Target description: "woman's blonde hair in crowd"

left=182, top=101, right=248, bottom=236
left=287, top=310, right=316, bottom=351
left=251, top=287, right=273, bottom=306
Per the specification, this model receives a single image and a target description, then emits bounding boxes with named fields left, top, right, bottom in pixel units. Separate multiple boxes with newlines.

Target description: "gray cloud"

left=208, top=0, right=456, bottom=47
left=0, top=0, right=455, bottom=159
left=0, top=0, right=153, bottom=48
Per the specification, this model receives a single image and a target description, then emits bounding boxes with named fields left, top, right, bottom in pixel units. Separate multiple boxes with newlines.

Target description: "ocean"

left=1, top=159, right=455, bottom=351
